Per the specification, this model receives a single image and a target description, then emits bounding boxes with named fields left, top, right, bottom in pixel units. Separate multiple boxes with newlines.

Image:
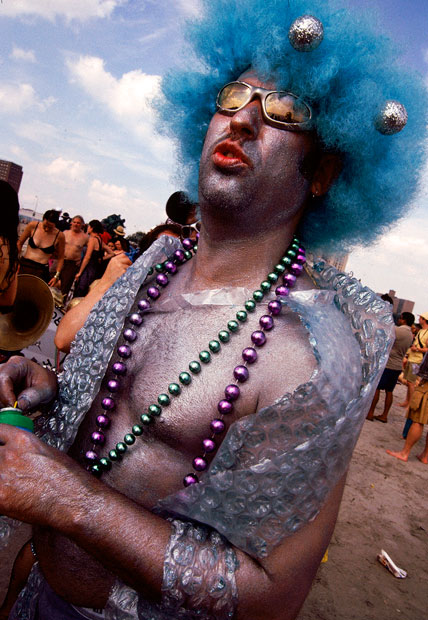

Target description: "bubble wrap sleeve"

left=161, top=519, right=238, bottom=619
left=103, top=519, right=239, bottom=620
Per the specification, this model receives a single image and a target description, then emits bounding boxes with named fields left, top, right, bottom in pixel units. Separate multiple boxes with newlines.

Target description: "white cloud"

left=0, top=83, right=36, bottom=113
left=13, top=120, right=60, bottom=142
left=67, top=55, right=159, bottom=128
left=176, top=0, right=201, bottom=17
left=348, top=212, right=428, bottom=315
left=43, top=157, right=88, bottom=183
left=88, top=179, right=163, bottom=230
left=138, top=27, right=170, bottom=46
left=10, top=144, right=27, bottom=159
left=0, top=82, right=55, bottom=115
left=0, top=0, right=121, bottom=22
left=89, top=179, right=127, bottom=205
left=66, top=55, right=173, bottom=162
left=11, top=46, right=36, bottom=62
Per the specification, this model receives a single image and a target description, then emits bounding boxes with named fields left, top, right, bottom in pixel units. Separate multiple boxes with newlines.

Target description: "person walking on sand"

left=387, top=352, right=428, bottom=463
left=366, top=312, right=414, bottom=423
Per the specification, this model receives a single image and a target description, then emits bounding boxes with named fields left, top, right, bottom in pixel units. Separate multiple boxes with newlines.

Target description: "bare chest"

left=65, top=232, right=86, bottom=257
left=70, top=298, right=315, bottom=506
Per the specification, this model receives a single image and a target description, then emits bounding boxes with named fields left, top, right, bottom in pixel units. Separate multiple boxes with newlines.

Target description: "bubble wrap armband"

left=161, top=519, right=239, bottom=619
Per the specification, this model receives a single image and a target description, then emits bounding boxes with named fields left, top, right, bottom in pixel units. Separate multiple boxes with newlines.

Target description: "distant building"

left=0, top=159, right=23, bottom=193
left=385, top=289, right=415, bottom=316
left=321, top=252, right=349, bottom=272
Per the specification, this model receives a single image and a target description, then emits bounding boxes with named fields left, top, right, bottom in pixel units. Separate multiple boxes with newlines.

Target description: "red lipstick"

left=212, top=140, right=253, bottom=169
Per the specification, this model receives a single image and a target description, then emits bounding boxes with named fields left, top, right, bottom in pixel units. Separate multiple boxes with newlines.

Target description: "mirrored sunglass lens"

left=265, top=92, right=310, bottom=124
left=218, top=83, right=251, bottom=110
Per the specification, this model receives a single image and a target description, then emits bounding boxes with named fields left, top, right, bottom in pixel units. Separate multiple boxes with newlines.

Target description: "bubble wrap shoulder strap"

left=34, top=236, right=181, bottom=451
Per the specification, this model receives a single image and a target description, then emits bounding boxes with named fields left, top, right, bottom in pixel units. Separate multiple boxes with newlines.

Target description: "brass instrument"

left=0, top=275, right=54, bottom=351
left=66, top=297, right=83, bottom=310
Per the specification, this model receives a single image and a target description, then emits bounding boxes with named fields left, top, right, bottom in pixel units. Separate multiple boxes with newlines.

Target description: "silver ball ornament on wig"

left=288, top=15, right=324, bottom=52
left=375, top=100, right=408, bottom=135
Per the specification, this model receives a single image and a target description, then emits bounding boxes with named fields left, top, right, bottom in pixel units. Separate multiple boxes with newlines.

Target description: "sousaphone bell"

left=0, top=274, right=54, bottom=351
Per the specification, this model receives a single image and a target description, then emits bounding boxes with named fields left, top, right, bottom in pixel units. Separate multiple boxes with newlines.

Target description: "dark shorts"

left=35, top=578, right=106, bottom=619
left=377, top=368, right=401, bottom=392
left=19, top=257, right=50, bottom=283
left=9, top=573, right=106, bottom=620
left=60, top=259, right=79, bottom=296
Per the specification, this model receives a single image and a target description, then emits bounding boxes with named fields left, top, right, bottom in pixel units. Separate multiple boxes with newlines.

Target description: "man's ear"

left=311, top=153, right=342, bottom=197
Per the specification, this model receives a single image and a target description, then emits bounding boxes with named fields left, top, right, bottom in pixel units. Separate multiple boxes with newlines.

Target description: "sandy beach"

left=1, top=382, right=427, bottom=618
left=301, top=382, right=428, bottom=620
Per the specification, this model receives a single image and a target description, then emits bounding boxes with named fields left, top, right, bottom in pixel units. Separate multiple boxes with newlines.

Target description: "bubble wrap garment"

left=2, top=235, right=394, bottom=619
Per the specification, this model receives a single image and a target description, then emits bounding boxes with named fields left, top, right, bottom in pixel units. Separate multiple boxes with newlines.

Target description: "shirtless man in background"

left=60, top=216, right=88, bottom=297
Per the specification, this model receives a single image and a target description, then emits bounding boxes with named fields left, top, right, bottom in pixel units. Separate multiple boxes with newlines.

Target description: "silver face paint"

left=198, top=72, right=315, bottom=234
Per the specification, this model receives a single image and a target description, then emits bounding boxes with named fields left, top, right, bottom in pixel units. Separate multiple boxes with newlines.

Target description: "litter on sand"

left=377, top=549, right=407, bottom=579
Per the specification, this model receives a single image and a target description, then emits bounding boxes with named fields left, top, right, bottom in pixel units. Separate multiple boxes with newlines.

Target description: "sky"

left=0, top=0, right=427, bottom=314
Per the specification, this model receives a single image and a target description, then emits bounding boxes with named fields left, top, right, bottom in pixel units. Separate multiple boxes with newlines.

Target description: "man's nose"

left=229, top=99, right=263, bottom=139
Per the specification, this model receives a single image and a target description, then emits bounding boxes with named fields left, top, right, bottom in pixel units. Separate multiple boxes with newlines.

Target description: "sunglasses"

left=165, top=218, right=200, bottom=240
left=216, top=81, right=313, bottom=131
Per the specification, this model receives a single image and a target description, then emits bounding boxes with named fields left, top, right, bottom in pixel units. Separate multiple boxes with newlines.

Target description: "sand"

left=1, top=383, right=427, bottom=619
left=300, top=383, right=428, bottom=620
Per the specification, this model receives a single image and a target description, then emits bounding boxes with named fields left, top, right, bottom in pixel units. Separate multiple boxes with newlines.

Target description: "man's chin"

left=198, top=170, right=255, bottom=212
left=199, top=182, right=252, bottom=214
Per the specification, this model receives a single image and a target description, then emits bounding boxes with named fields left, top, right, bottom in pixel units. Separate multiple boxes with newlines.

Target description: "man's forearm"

left=66, top=469, right=345, bottom=619
left=0, top=420, right=345, bottom=618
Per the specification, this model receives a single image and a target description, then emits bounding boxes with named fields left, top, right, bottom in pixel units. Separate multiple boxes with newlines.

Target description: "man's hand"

left=0, top=357, right=58, bottom=411
left=97, top=253, right=131, bottom=290
left=0, top=424, right=86, bottom=525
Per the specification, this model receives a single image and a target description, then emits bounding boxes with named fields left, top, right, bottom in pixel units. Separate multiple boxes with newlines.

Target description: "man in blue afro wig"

left=159, top=0, right=427, bottom=251
left=0, top=2, right=426, bottom=620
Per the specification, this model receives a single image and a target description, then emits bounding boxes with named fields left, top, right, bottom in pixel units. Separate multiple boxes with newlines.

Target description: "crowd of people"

left=0, top=184, right=201, bottom=362
left=0, top=1, right=427, bottom=618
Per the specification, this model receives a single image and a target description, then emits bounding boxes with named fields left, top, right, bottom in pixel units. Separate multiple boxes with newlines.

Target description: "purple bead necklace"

left=86, top=235, right=306, bottom=486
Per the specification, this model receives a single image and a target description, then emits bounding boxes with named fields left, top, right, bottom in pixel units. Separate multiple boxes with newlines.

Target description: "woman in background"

left=17, top=209, right=65, bottom=286
left=0, top=181, right=19, bottom=311
left=73, top=219, right=114, bottom=297
left=113, top=236, right=130, bottom=254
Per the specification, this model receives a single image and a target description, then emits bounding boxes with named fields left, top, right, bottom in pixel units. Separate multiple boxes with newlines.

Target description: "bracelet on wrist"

left=55, top=272, right=61, bottom=278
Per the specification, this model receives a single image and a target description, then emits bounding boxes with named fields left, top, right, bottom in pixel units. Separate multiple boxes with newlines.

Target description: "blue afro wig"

left=158, top=0, right=428, bottom=251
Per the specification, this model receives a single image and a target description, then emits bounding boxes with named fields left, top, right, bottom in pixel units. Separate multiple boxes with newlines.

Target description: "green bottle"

left=0, top=407, right=34, bottom=432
